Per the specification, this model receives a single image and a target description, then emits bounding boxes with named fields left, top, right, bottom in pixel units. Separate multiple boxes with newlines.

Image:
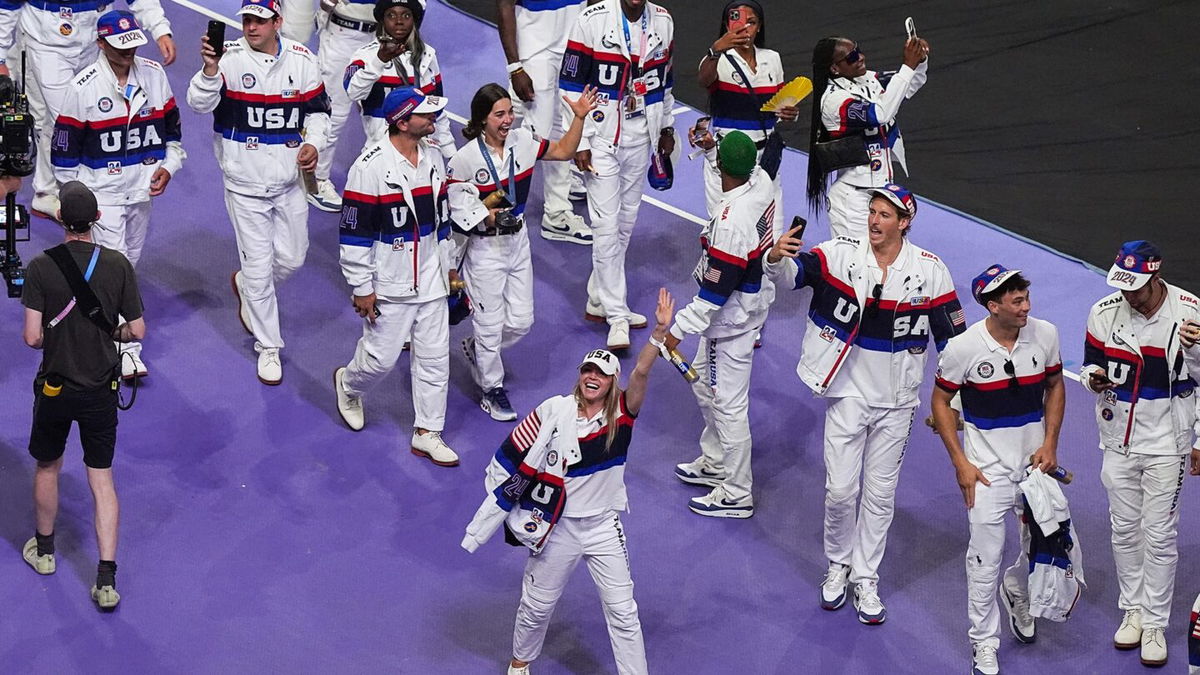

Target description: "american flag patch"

left=510, top=410, right=542, bottom=451
left=703, top=266, right=722, bottom=284
left=950, top=308, right=966, bottom=326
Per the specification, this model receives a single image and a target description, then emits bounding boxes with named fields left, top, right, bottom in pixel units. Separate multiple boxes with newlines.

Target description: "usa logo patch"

left=977, top=362, right=994, bottom=378
left=242, top=73, right=257, bottom=88
left=97, top=97, right=113, bottom=113
left=910, top=296, right=929, bottom=306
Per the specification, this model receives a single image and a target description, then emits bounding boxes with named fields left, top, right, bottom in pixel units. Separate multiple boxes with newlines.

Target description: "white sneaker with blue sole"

left=674, top=458, right=726, bottom=487
left=853, top=580, right=887, bottom=624
left=688, top=486, right=753, bottom=518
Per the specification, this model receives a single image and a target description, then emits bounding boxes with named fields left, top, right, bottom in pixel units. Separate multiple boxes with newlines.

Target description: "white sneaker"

left=411, top=430, right=459, bottom=467
left=32, top=193, right=61, bottom=221
left=688, top=486, right=754, bottom=518
left=606, top=320, right=630, bottom=350
left=541, top=211, right=592, bottom=245
left=1000, top=577, right=1035, bottom=643
left=22, top=537, right=55, bottom=575
left=255, top=343, right=282, bottom=385
left=853, top=580, right=886, bottom=624
left=231, top=271, right=252, bottom=335
left=120, top=351, right=148, bottom=380
left=306, top=178, right=343, bottom=212
left=507, top=664, right=531, bottom=675
left=584, top=298, right=647, bottom=329
left=1114, top=608, right=1142, bottom=649
left=333, top=367, right=364, bottom=431
left=1139, top=626, right=1166, bottom=666
left=674, top=457, right=726, bottom=487
left=971, top=642, right=999, bottom=675
left=819, top=562, right=850, bottom=610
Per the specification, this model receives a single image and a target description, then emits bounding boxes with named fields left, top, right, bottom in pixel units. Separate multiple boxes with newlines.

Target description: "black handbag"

left=812, top=132, right=870, bottom=172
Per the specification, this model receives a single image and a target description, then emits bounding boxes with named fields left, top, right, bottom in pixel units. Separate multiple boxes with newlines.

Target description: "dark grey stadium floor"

left=448, top=0, right=1200, bottom=291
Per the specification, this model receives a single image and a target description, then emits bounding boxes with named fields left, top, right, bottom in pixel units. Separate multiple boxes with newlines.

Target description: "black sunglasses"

left=865, top=283, right=883, bottom=319
left=1003, top=359, right=1019, bottom=392
left=835, top=44, right=863, bottom=66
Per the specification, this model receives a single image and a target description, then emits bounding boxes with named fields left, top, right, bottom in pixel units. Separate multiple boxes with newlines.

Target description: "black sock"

left=96, top=560, right=117, bottom=589
left=35, top=531, right=55, bottom=556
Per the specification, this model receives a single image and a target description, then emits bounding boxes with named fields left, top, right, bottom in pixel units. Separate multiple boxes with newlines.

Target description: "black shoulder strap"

left=723, top=52, right=770, bottom=136
left=44, top=244, right=115, bottom=336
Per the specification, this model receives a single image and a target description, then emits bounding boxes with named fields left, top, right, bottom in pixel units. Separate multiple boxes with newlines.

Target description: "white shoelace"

left=974, top=644, right=998, bottom=669
left=857, top=582, right=882, bottom=611
left=822, top=565, right=848, bottom=588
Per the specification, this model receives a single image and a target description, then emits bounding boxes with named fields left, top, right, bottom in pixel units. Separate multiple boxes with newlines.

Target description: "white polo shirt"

left=936, top=317, right=1063, bottom=482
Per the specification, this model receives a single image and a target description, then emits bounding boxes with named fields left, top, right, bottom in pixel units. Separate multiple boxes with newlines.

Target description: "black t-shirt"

left=21, top=240, right=143, bottom=391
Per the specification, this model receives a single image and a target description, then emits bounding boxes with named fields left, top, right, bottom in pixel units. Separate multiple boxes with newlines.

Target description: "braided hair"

left=806, top=37, right=844, bottom=212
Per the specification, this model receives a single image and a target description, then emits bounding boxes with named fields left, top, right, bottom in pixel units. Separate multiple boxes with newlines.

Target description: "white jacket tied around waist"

left=1081, top=283, right=1200, bottom=455
left=556, top=0, right=674, bottom=152
left=186, top=37, right=331, bottom=197
left=52, top=54, right=185, bottom=204
left=0, top=0, right=171, bottom=60
left=338, top=138, right=455, bottom=302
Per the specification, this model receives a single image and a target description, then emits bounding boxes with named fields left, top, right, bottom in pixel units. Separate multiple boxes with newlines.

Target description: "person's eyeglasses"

left=865, top=283, right=883, bottom=319
left=835, top=44, right=863, bottom=66
left=1003, top=359, right=1019, bottom=391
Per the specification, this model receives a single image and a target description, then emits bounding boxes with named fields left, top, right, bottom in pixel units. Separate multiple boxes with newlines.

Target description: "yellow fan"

left=760, top=77, right=814, bottom=112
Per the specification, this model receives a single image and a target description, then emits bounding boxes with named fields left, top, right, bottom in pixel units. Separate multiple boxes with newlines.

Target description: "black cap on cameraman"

left=59, top=181, right=99, bottom=233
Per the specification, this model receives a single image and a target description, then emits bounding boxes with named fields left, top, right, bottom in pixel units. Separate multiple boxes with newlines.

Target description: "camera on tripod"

left=0, top=69, right=35, bottom=298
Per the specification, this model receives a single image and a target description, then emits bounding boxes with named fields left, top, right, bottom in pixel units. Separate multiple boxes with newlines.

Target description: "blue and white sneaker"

left=541, top=211, right=592, bottom=245
left=820, top=562, right=850, bottom=610
left=1000, top=577, right=1036, bottom=643
left=688, top=487, right=753, bottom=519
left=853, top=581, right=887, bottom=624
left=674, top=458, right=726, bottom=488
left=481, top=387, right=518, bottom=422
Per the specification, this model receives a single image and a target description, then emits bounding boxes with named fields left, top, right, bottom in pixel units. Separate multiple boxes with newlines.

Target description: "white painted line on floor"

left=170, top=0, right=240, bottom=28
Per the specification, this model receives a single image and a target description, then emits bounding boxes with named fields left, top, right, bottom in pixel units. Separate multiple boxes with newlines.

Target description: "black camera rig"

left=1, top=57, right=36, bottom=298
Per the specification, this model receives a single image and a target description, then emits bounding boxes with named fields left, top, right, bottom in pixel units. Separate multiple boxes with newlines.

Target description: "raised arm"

left=543, top=86, right=598, bottom=160
left=624, top=288, right=674, bottom=416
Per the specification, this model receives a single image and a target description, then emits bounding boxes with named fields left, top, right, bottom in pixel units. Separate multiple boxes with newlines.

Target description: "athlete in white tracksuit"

left=931, top=266, right=1065, bottom=674
left=446, top=83, right=596, bottom=421
left=276, top=0, right=379, bottom=210
left=0, top=0, right=174, bottom=216
left=768, top=185, right=964, bottom=623
left=666, top=131, right=776, bottom=519
left=1080, top=241, right=1200, bottom=665
left=51, top=12, right=184, bottom=377
left=342, top=2, right=453, bottom=157
left=332, top=86, right=459, bottom=467
left=808, top=36, right=928, bottom=239
left=497, top=0, right=590, bottom=244
left=462, top=290, right=673, bottom=675
left=558, top=0, right=675, bottom=347
left=186, top=3, right=330, bottom=384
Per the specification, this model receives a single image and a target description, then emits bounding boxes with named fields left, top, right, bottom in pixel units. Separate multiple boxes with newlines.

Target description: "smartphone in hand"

left=728, top=8, right=749, bottom=34
left=207, top=20, right=227, bottom=59
left=905, top=17, right=917, bottom=41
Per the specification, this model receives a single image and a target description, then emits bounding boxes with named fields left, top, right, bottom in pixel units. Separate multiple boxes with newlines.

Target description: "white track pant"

left=1100, top=451, right=1187, bottom=629
left=513, top=50, right=572, bottom=221
left=585, top=138, right=650, bottom=324
left=93, top=200, right=152, bottom=360
left=690, top=329, right=758, bottom=502
left=823, top=397, right=916, bottom=584
left=966, top=477, right=1031, bottom=649
left=27, top=45, right=95, bottom=201
left=513, top=511, right=647, bottom=675
left=224, top=185, right=309, bottom=350
left=314, top=22, right=374, bottom=182
left=462, top=231, right=534, bottom=391
left=341, top=296, right=448, bottom=432
left=826, top=176, right=871, bottom=240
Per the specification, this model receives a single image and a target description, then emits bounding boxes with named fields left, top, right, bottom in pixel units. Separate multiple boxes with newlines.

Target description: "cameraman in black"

left=19, top=181, right=144, bottom=610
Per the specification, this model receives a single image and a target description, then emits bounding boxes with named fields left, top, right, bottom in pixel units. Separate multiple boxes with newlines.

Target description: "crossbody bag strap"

left=44, top=244, right=115, bottom=335
left=723, top=52, right=770, bottom=136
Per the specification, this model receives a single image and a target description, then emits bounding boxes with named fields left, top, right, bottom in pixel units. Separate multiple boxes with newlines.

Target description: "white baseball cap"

left=579, top=349, right=620, bottom=376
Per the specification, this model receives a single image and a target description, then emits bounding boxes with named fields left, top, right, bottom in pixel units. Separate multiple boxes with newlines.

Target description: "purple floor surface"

left=0, top=1, right=1197, bottom=672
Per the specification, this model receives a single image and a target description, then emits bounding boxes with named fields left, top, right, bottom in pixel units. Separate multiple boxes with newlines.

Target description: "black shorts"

left=29, top=385, right=119, bottom=469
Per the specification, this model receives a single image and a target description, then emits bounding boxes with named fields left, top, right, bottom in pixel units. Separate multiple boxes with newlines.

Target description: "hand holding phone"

left=728, top=8, right=748, bottom=34
left=1089, top=370, right=1115, bottom=392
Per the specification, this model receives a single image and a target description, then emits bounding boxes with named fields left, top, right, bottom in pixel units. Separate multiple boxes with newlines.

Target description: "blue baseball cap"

left=1106, top=240, right=1162, bottom=291
left=647, top=149, right=673, bottom=191
left=97, top=10, right=147, bottom=49
left=238, top=0, right=280, bottom=19
left=971, top=263, right=1022, bottom=306
left=382, top=86, right=447, bottom=126
left=863, top=183, right=918, bottom=217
